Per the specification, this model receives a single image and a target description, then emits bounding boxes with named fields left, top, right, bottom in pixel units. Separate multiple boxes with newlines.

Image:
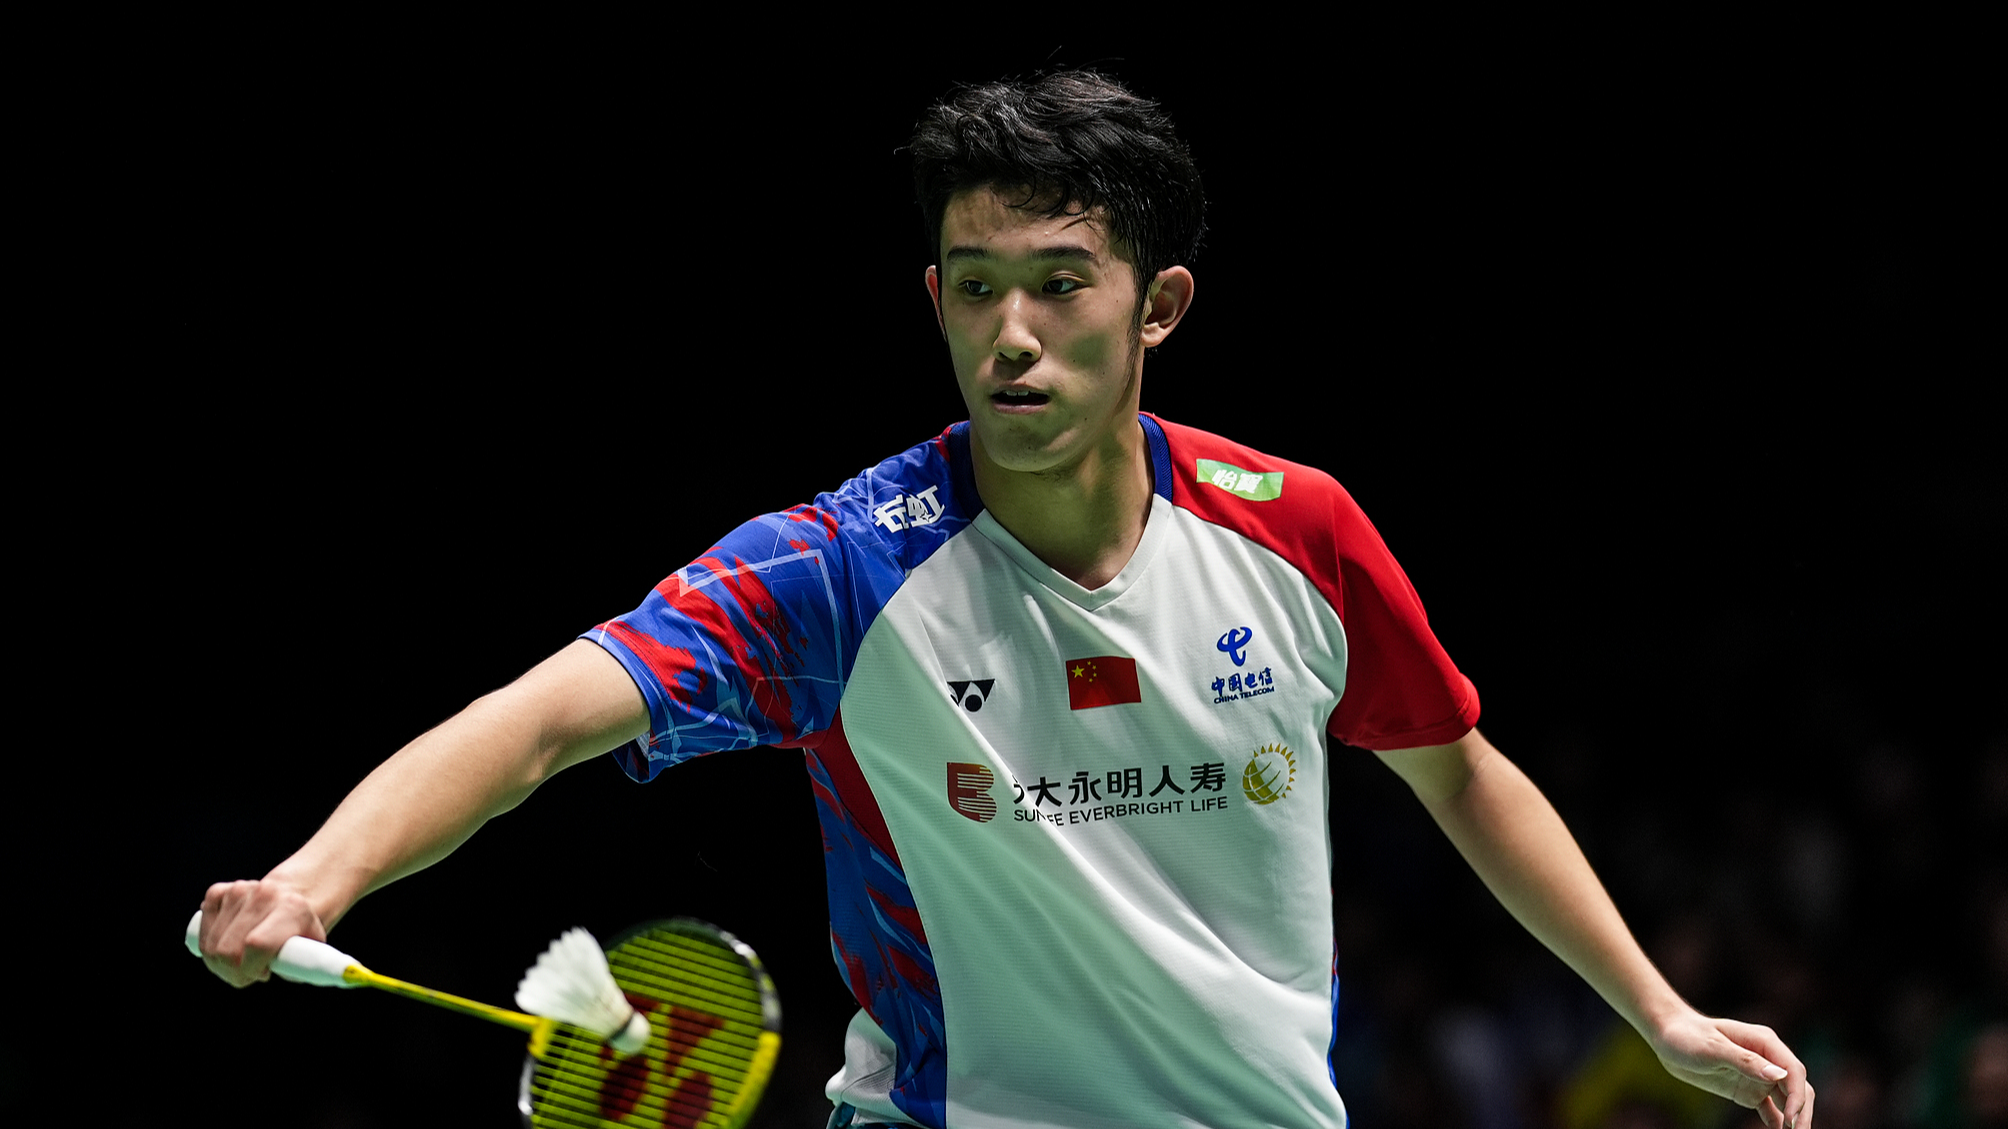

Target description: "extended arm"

left=198, top=639, right=648, bottom=987
left=1375, top=728, right=1814, bottom=1129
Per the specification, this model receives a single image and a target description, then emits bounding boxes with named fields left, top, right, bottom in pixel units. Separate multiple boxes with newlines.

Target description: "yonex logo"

left=1216, top=626, right=1253, bottom=667
left=946, top=762, right=998, bottom=822
left=947, top=679, right=996, bottom=712
left=873, top=484, right=946, bottom=532
left=583, top=991, right=729, bottom=1119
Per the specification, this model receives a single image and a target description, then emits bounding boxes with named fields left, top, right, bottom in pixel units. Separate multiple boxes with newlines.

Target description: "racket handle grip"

left=184, top=910, right=363, bottom=988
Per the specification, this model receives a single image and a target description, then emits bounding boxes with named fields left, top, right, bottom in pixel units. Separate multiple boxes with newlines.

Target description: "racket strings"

left=530, top=1055, right=724, bottom=1128
left=533, top=1026, right=764, bottom=1126
left=615, top=940, right=768, bottom=1022
left=526, top=922, right=779, bottom=1129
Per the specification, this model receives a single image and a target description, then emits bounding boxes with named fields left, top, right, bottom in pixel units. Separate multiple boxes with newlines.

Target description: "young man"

left=198, top=71, right=1815, bottom=1128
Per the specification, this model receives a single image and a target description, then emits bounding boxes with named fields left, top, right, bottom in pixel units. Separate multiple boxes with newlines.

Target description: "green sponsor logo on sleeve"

left=1196, top=459, right=1284, bottom=501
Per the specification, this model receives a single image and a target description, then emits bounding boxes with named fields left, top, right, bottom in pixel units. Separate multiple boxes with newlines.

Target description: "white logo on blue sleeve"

left=873, top=484, right=945, bottom=532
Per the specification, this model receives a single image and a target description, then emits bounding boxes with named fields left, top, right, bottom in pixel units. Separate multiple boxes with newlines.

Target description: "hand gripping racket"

left=186, top=913, right=781, bottom=1128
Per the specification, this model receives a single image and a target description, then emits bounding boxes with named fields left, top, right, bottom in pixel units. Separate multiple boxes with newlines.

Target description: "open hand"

left=1651, top=1012, right=1813, bottom=1129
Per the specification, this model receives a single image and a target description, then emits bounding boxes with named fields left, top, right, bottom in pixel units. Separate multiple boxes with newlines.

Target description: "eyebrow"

left=942, top=244, right=1104, bottom=267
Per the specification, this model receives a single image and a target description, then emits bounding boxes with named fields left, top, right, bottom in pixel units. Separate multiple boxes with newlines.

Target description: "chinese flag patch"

left=1064, top=656, right=1142, bottom=709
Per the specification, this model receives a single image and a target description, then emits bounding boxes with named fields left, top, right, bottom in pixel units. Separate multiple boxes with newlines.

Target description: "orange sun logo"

left=1240, top=744, right=1297, bottom=805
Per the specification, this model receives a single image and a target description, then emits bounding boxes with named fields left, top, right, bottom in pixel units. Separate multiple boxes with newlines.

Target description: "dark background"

left=45, top=25, right=1994, bottom=1129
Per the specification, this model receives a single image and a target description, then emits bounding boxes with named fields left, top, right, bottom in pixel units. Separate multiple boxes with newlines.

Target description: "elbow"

left=1376, top=728, right=1500, bottom=806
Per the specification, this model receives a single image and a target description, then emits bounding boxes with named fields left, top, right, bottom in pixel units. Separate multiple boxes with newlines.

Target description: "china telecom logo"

left=1216, top=626, right=1253, bottom=666
left=1240, top=744, right=1297, bottom=805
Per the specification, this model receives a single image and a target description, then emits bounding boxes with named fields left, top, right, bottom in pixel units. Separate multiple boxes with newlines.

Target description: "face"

left=927, top=188, right=1172, bottom=480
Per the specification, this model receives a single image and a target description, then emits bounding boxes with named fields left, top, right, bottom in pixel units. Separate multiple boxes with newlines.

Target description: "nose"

left=992, top=293, right=1040, bottom=364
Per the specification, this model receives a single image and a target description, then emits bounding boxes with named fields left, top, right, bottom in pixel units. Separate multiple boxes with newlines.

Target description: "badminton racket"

left=186, top=913, right=782, bottom=1128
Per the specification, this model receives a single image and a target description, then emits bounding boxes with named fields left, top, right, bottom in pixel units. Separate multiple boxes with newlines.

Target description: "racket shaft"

left=351, top=968, right=545, bottom=1035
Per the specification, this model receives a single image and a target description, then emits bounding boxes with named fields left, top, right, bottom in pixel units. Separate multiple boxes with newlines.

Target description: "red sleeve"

left=1155, top=415, right=1479, bottom=751
left=1316, top=484, right=1480, bottom=749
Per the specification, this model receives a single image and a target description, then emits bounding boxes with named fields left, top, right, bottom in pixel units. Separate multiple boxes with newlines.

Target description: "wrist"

left=260, top=862, right=354, bottom=932
left=1635, top=993, right=1702, bottom=1047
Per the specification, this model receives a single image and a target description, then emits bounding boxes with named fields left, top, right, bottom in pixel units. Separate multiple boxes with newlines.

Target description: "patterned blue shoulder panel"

left=584, top=425, right=980, bottom=778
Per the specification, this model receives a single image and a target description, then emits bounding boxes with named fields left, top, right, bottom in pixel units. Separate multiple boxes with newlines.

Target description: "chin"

left=971, top=432, right=1073, bottom=477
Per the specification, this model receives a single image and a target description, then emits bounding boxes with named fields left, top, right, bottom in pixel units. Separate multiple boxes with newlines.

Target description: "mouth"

left=991, top=388, right=1051, bottom=407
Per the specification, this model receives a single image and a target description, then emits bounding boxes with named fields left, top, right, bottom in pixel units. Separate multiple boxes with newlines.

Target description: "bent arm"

left=1374, top=728, right=1812, bottom=1129
left=199, top=639, right=648, bottom=986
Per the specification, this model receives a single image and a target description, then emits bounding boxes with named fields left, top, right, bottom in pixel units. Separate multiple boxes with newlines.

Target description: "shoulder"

left=587, top=425, right=985, bottom=762
left=1147, top=413, right=1373, bottom=560
left=663, top=424, right=982, bottom=618
left=770, top=423, right=981, bottom=572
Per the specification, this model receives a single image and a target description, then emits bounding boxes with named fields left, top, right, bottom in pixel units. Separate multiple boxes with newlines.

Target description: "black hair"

left=910, top=70, right=1206, bottom=302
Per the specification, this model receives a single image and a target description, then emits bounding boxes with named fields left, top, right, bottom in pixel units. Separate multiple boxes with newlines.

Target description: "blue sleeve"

left=582, top=428, right=976, bottom=781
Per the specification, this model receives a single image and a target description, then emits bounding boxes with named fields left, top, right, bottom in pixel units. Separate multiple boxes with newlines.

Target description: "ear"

left=925, top=265, right=946, bottom=340
left=1139, top=266, right=1195, bottom=348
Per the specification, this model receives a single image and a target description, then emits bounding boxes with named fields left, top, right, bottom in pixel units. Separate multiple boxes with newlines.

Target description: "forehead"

left=938, top=187, right=1121, bottom=267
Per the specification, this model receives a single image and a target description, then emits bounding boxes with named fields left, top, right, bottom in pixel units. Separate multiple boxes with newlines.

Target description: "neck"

left=971, top=415, right=1153, bottom=590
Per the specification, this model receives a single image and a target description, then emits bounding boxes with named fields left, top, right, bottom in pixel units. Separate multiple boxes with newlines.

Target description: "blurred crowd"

left=1329, top=731, right=2008, bottom=1129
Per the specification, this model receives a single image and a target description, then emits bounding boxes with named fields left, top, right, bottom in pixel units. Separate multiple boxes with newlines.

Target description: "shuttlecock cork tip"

left=610, top=1010, right=652, bottom=1056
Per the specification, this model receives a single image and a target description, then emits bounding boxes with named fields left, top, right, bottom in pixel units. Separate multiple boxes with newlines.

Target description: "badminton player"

left=198, top=70, right=1814, bottom=1129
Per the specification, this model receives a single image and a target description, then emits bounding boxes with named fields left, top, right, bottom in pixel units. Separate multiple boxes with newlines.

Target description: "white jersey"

left=587, top=414, right=1479, bottom=1128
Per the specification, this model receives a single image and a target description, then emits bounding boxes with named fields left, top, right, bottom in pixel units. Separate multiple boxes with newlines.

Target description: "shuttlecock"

left=516, top=928, right=651, bottom=1056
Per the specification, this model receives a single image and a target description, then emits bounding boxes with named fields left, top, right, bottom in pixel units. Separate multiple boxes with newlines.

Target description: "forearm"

left=1377, top=731, right=1814, bottom=1125
left=255, top=640, right=646, bottom=928
left=1379, top=732, right=1684, bottom=1036
left=1420, top=746, right=1683, bottom=1034
left=200, top=641, right=646, bottom=988
left=265, top=690, right=557, bottom=927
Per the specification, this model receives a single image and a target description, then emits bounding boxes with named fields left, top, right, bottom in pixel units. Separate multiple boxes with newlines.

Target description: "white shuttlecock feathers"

left=516, top=927, right=651, bottom=1056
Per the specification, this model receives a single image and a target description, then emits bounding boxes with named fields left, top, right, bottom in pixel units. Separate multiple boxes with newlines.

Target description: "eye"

left=1044, top=277, right=1083, bottom=295
left=957, top=279, right=991, bottom=297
